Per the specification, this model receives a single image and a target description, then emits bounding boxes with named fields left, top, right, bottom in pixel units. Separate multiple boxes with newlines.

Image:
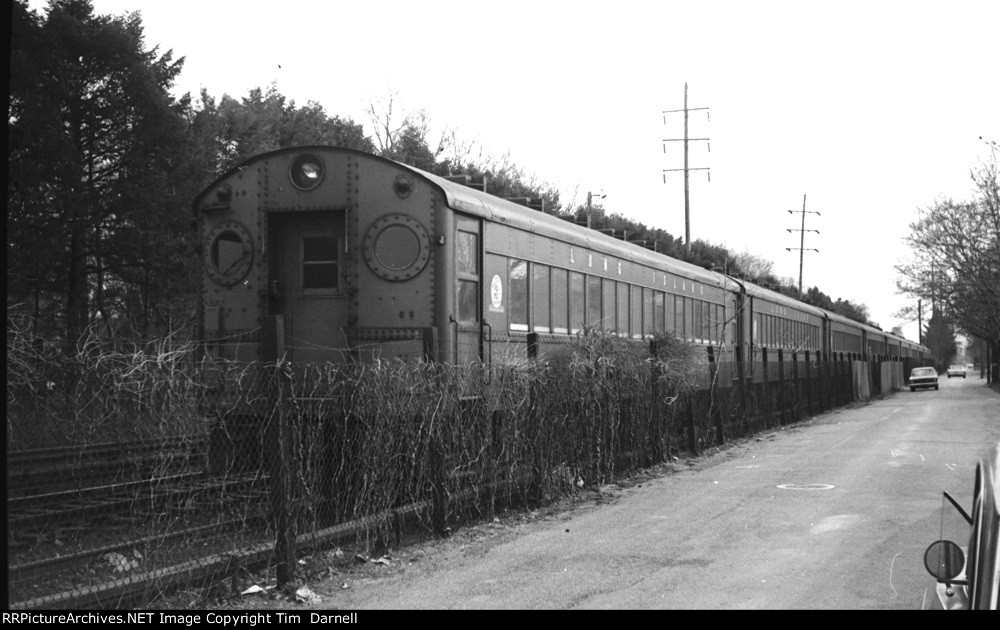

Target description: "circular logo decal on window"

left=490, top=275, right=503, bottom=310
left=363, top=214, right=431, bottom=281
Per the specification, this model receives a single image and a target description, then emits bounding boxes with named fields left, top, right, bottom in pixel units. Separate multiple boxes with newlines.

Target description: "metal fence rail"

left=7, top=335, right=928, bottom=609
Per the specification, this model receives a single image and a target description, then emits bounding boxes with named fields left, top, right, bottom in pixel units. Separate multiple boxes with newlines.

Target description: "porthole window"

left=289, top=153, right=324, bottom=191
left=205, top=221, right=254, bottom=286
left=378, top=226, right=420, bottom=269
left=363, top=214, right=431, bottom=281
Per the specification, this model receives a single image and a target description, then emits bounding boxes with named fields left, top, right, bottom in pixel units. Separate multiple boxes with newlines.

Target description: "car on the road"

left=910, top=366, right=939, bottom=391
left=923, top=442, right=1000, bottom=609
left=948, top=365, right=968, bottom=379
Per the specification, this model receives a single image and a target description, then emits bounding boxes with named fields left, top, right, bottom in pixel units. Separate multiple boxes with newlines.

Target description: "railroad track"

left=7, top=435, right=209, bottom=497
left=7, top=435, right=205, bottom=467
left=8, top=509, right=272, bottom=581
left=7, top=468, right=271, bottom=597
left=7, top=472, right=271, bottom=531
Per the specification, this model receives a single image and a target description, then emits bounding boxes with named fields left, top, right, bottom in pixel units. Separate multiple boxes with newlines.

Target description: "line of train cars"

left=193, top=146, right=930, bottom=375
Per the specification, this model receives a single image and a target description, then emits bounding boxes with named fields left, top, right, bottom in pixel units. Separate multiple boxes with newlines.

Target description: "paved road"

left=316, top=377, right=999, bottom=609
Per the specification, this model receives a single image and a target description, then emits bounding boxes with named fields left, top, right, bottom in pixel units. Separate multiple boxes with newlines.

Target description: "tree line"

left=9, top=0, right=900, bottom=352
left=895, top=142, right=1000, bottom=379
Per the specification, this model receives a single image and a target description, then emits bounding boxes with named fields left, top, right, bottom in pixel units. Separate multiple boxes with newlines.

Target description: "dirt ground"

left=155, top=423, right=797, bottom=611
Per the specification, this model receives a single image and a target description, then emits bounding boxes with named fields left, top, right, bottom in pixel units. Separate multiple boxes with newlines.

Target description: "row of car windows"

left=832, top=330, right=863, bottom=354
left=482, top=258, right=729, bottom=344
left=754, top=312, right=821, bottom=350
left=457, top=253, right=924, bottom=356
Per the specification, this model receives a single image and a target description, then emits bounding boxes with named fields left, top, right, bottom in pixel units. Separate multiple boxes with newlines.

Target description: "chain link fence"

left=7, top=317, right=928, bottom=609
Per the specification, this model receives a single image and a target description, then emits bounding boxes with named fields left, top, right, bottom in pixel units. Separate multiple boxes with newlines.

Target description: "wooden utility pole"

left=586, top=191, right=604, bottom=229
left=663, top=83, right=710, bottom=254
left=785, top=194, right=820, bottom=294
left=930, top=261, right=937, bottom=312
left=918, top=299, right=923, bottom=344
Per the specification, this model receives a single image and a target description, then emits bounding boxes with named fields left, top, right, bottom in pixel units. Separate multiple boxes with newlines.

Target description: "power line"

left=785, top=193, right=820, bottom=294
left=662, top=82, right=710, bottom=254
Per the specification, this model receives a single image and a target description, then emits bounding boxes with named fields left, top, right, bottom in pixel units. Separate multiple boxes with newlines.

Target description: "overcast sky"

left=30, top=0, right=1000, bottom=342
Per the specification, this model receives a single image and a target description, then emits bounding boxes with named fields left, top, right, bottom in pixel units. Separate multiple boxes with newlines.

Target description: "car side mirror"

left=924, top=540, right=965, bottom=582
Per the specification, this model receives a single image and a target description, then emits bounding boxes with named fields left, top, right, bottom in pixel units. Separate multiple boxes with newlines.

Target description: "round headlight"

left=290, top=153, right=324, bottom=191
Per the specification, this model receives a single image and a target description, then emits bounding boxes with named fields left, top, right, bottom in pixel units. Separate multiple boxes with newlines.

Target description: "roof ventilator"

left=444, top=174, right=488, bottom=193
left=627, top=239, right=661, bottom=252
left=596, top=228, right=629, bottom=241
left=503, top=197, right=545, bottom=212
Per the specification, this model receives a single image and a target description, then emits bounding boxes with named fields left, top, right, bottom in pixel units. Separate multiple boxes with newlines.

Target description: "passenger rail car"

left=194, top=147, right=929, bottom=369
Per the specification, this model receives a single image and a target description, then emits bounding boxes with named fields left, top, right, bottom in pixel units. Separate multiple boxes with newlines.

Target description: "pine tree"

left=923, top=311, right=958, bottom=372
left=9, top=0, right=188, bottom=345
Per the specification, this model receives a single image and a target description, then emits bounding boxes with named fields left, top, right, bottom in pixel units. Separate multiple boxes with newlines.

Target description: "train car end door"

left=269, top=211, right=348, bottom=363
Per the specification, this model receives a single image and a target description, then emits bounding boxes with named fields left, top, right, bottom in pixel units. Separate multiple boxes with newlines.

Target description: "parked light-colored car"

left=948, top=365, right=967, bottom=379
left=910, top=367, right=939, bottom=392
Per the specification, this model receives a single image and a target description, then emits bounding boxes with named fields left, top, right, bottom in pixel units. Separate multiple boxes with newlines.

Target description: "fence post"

left=777, top=349, right=786, bottom=425
left=708, top=346, right=724, bottom=445
left=422, top=327, right=438, bottom=362
left=804, top=350, right=813, bottom=415
left=818, top=350, right=827, bottom=411
left=272, top=364, right=296, bottom=587
left=881, top=355, right=887, bottom=394
left=853, top=352, right=861, bottom=401
left=881, top=355, right=886, bottom=395
left=761, top=347, right=770, bottom=428
left=832, top=352, right=838, bottom=407
left=826, top=351, right=833, bottom=408
left=430, top=430, right=447, bottom=536
left=650, top=339, right=662, bottom=462
left=735, top=345, right=747, bottom=423
left=833, top=353, right=841, bottom=405
left=864, top=352, right=872, bottom=398
left=842, top=353, right=850, bottom=403
left=848, top=353, right=854, bottom=401
left=526, top=333, right=544, bottom=504
left=686, top=395, right=698, bottom=455
left=791, top=351, right=800, bottom=420
left=816, top=350, right=830, bottom=413
left=871, top=354, right=877, bottom=397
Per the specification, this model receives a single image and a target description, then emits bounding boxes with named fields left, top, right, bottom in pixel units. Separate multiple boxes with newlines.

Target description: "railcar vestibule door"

left=269, top=211, right=348, bottom=362
left=455, top=215, right=483, bottom=364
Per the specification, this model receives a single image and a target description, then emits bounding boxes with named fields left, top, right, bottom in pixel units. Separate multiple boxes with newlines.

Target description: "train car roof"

left=417, top=164, right=729, bottom=289
left=196, top=146, right=929, bottom=355
left=823, top=308, right=882, bottom=335
left=737, top=281, right=826, bottom=317
left=195, top=146, right=730, bottom=291
left=738, top=278, right=927, bottom=351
